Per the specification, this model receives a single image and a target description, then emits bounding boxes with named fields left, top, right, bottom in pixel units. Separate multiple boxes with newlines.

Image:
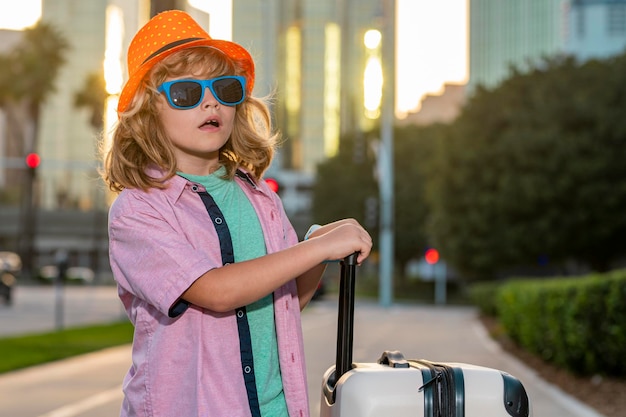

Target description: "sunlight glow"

left=324, top=23, right=341, bottom=157
left=188, top=0, right=232, bottom=40
left=364, top=30, right=383, bottom=120
left=364, top=29, right=382, bottom=50
left=285, top=26, right=302, bottom=115
left=104, top=5, right=124, bottom=95
left=0, top=0, right=41, bottom=30
left=103, top=5, right=124, bottom=173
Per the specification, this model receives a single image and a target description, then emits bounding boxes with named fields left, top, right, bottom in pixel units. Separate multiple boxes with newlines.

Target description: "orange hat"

left=117, top=10, right=255, bottom=114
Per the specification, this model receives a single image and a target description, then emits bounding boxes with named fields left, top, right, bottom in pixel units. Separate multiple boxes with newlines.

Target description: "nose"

left=202, top=87, right=220, bottom=108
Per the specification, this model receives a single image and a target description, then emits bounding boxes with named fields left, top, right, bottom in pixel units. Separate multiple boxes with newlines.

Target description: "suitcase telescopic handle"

left=335, top=252, right=359, bottom=383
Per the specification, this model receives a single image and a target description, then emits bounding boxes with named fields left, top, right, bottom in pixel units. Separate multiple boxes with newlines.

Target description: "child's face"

left=157, top=76, right=237, bottom=175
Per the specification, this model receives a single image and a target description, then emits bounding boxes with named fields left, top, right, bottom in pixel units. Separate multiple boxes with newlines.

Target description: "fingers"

left=350, top=224, right=373, bottom=265
left=313, top=219, right=373, bottom=264
left=356, top=236, right=373, bottom=265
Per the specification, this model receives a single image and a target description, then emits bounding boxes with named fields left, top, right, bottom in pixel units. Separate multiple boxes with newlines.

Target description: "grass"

left=0, top=320, right=134, bottom=374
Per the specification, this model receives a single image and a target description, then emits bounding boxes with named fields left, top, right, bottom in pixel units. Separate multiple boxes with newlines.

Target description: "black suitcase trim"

left=502, top=372, right=530, bottom=417
left=412, top=359, right=464, bottom=417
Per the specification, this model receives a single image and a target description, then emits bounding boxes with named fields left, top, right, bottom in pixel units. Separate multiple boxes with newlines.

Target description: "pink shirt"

left=108, top=168, right=309, bottom=417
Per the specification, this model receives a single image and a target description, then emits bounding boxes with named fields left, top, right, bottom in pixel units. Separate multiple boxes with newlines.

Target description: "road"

left=0, top=285, right=607, bottom=417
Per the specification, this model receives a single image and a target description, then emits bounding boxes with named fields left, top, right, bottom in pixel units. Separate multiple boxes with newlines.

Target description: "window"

left=608, top=4, right=626, bottom=36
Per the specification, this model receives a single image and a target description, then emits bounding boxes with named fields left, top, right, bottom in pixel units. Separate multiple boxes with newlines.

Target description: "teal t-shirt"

left=179, top=168, right=288, bottom=416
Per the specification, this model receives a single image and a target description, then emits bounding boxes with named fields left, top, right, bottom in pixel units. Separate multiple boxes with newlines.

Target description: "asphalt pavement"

left=0, top=285, right=608, bottom=417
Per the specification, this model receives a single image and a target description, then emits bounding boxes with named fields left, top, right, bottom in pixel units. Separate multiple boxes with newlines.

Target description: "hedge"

left=470, top=270, right=626, bottom=377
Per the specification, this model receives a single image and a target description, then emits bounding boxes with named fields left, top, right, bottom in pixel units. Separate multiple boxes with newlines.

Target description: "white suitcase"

left=320, top=254, right=532, bottom=417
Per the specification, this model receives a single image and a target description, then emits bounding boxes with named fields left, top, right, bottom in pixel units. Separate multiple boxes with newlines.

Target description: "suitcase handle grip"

left=378, top=350, right=410, bottom=368
left=335, top=252, right=359, bottom=383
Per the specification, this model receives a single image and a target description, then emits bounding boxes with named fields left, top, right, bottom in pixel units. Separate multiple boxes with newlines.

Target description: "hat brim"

left=117, top=38, right=254, bottom=114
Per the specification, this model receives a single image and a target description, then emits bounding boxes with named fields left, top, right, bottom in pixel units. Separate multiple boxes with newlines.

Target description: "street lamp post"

left=362, top=1, right=395, bottom=308
left=378, top=0, right=396, bottom=308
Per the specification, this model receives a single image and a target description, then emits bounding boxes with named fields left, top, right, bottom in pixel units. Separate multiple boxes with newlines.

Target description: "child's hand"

left=308, top=219, right=372, bottom=264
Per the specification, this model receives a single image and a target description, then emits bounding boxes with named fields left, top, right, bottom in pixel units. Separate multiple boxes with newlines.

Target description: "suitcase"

left=320, top=253, right=532, bottom=417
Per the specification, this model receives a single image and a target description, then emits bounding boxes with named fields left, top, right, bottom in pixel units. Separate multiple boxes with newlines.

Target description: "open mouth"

left=202, top=118, right=220, bottom=128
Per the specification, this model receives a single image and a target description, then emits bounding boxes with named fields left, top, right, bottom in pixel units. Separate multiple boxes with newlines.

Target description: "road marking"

left=37, top=385, right=123, bottom=417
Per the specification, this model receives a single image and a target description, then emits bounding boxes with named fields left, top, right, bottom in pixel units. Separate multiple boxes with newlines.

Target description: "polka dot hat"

left=117, top=10, right=255, bottom=115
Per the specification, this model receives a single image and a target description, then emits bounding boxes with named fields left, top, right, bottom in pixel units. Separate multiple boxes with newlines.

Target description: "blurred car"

left=38, top=265, right=95, bottom=285
left=0, top=251, right=21, bottom=305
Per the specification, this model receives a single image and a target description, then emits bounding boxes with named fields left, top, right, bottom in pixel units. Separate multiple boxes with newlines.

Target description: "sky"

left=0, top=0, right=468, bottom=117
left=396, top=0, right=468, bottom=115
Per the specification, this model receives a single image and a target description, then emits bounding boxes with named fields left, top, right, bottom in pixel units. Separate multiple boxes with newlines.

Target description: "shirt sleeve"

left=108, top=192, right=218, bottom=317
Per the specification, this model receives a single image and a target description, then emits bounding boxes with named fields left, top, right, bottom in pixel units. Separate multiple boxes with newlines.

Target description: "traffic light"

left=25, top=153, right=40, bottom=169
left=21, top=152, right=40, bottom=279
left=264, top=178, right=279, bottom=193
left=424, top=248, right=440, bottom=265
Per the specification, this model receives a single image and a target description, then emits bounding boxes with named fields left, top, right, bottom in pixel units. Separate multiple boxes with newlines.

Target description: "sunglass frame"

left=157, top=76, right=246, bottom=109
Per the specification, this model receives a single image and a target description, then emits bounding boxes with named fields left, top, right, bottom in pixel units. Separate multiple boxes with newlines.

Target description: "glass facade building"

left=468, top=0, right=626, bottom=94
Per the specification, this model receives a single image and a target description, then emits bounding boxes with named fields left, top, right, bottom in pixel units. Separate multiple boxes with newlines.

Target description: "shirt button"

left=237, top=310, right=245, bottom=318
left=214, top=217, right=223, bottom=224
left=244, top=365, right=252, bottom=374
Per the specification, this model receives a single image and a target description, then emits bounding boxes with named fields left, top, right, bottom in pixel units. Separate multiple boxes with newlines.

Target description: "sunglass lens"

left=170, top=81, right=203, bottom=108
left=213, top=78, right=244, bottom=104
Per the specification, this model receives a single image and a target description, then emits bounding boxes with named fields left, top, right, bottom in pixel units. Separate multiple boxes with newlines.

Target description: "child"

left=103, top=10, right=372, bottom=417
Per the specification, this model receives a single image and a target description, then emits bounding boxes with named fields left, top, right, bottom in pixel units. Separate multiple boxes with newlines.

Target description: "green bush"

left=468, top=281, right=501, bottom=316
left=495, top=270, right=626, bottom=376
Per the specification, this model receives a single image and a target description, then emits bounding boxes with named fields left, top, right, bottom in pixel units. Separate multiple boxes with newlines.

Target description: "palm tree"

left=9, top=22, right=70, bottom=150
left=0, top=21, right=70, bottom=278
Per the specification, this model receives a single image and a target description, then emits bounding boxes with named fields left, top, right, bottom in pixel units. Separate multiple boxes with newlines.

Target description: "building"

left=28, top=0, right=394, bottom=212
left=233, top=0, right=392, bottom=176
left=399, top=83, right=466, bottom=126
left=468, top=0, right=564, bottom=94
left=38, top=0, right=107, bottom=210
left=468, top=0, right=626, bottom=95
left=231, top=0, right=393, bottom=220
left=564, top=0, right=626, bottom=60
left=37, top=0, right=151, bottom=211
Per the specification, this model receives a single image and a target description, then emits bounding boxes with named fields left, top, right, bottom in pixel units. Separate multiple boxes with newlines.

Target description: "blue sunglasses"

left=157, top=76, right=246, bottom=109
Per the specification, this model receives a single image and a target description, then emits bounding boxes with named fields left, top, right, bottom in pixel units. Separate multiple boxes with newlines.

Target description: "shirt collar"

left=144, top=165, right=266, bottom=204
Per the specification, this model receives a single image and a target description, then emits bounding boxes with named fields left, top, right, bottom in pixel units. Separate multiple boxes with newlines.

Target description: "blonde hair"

left=102, top=47, right=279, bottom=192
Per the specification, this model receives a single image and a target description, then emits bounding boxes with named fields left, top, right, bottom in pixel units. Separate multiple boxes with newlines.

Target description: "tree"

left=74, top=71, right=107, bottom=132
left=393, top=123, right=442, bottom=270
left=5, top=22, right=70, bottom=142
left=312, top=124, right=440, bottom=277
left=426, top=54, right=626, bottom=278
left=311, top=131, right=378, bottom=241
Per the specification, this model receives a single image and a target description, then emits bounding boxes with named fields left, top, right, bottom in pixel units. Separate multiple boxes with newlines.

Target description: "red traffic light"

left=265, top=178, right=279, bottom=193
left=424, top=248, right=440, bottom=265
left=25, top=153, right=41, bottom=169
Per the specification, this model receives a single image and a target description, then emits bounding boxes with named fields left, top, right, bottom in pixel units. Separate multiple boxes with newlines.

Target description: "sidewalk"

left=302, top=299, right=608, bottom=417
left=0, top=284, right=125, bottom=337
left=0, top=287, right=608, bottom=417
